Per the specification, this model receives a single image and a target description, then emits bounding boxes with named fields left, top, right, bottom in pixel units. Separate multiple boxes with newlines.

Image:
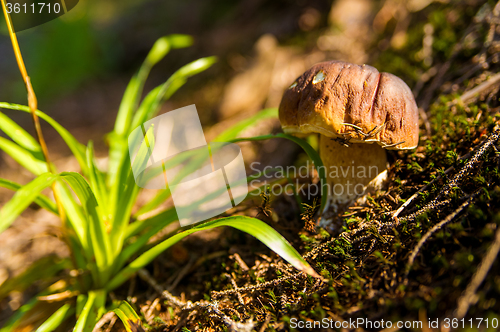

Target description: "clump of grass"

left=0, top=5, right=326, bottom=330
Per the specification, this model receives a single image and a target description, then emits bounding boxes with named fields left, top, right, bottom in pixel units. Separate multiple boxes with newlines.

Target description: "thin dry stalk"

left=231, top=253, right=250, bottom=271
left=167, top=256, right=195, bottom=291
left=138, top=269, right=255, bottom=331
left=103, top=315, right=117, bottom=332
left=404, top=192, right=480, bottom=283
left=258, top=313, right=272, bottom=332
left=93, top=312, right=115, bottom=332
left=400, top=199, right=451, bottom=224
left=396, top=128, right=500, bottom=224
left=392, top=152, right=471, bottom=220
left=0, top=0, right=65, bottom=222
left=211, top=272, right=306, bottom=298
left=1, top=1, right=53, bottom=173
left=145, top=297, right=161, bottom=324
left=457, top=72, right=500, bottom=104
left=436, top=129, right=500, bottom=199
left=224, top=273, right=245, bottom=305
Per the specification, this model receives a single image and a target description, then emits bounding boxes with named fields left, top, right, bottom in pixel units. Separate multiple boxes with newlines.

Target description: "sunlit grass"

left=0, top=33, right=323, bottom=331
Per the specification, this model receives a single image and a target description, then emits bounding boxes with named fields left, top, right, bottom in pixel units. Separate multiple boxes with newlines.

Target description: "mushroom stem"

left=319, top=135, right=388, bottom=218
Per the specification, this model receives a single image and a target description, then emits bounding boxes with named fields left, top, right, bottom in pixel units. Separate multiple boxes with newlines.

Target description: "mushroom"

left=278, top=61, right=419, bottom=226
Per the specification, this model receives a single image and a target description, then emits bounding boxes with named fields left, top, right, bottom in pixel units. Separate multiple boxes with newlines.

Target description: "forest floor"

left=112, top=1, right=500, bottom=331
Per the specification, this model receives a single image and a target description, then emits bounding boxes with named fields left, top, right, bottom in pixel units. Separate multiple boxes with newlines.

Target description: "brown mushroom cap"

left=279, top=61, right=419, bottom=150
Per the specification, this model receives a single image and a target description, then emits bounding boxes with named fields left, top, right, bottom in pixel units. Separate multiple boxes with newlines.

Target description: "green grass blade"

left=213, top=108, right=278, bottom=142
left=74, top=290, right=106, bottom=332
left=127, top=208, right=177, bottom=240
left=135, top=179, right=273, bottom=248
left=0, top=173, right=59, bottom=234
left=0, top=177, right=57, bottom=214
left=114, top=34, right=192, bottom=137
left=0, top=137, right=48, bottom=175
left=60, top=172, right=112, bottom=285
left=74, top=296, right=95, bottom=332
left=56, top=180, right=99, bottom=280
left=0, top=297, right=39, bottom=332
left=164, top=34, right=193, bottom=49
left=133, top=163, right=282, bottom=223
left=110, top=166, right=140, bottom=257
left=109, top=125, right=154, bottom=253
left=112, top=301, right=145, bottom=332
left=66, top=231, right=91, bottom=279
left=130, top=150, right=204, bottom=218
left=113, top=46, right=162, bottom=137
left=110, top=116, right=155, bottom=255
left=86, top=141, right=109, bottom=218
left=230, top=133, right=328, bottom=211
left=130, top=56, right=217, bottom=130
left=107, top=36, right=198, bottom=191
left=0, top=102, right=88, bottom=174
left=107, top=57, right=215, bottom=202
left=0, top=111, right=41, bottom=152
left=34, top=303, right=74, bottom=332
left=54, top=181, right=100, bottom=282
left=107, top=216, right=318, bottom=291
left=107, top=57, right=216, bottom=224
left=0, top=256, right=71, bottom=301
left=112, top=153, right=139, bottom=219
left=132, top=188, right=171, bottom=218
left=113, top=56, right=158, bottom=137
left=76, top=294, right=88, bottom=318
left=54, top=182, right=88, bottom=251
left=114, top=208, right=178, bottom=274
left=35, top=112, right=88, bottom=175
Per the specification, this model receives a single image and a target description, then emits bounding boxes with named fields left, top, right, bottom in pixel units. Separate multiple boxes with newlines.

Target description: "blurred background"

left=2, top=0, right=475, bottom=137
left=1, top=0, right=484, bottom=175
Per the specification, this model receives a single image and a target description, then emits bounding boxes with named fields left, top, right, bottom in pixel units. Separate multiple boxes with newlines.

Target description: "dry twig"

left=392, top=152, right=471, bottom=220
left=457, top=72, right=500, bottom=104
left=404, top=191, right=481, bottom=284
left=212, top=273, right=306, bottom=298
left=138, top=269, right=255, bottom=331
left=394, top=128, right=500, bottom=222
